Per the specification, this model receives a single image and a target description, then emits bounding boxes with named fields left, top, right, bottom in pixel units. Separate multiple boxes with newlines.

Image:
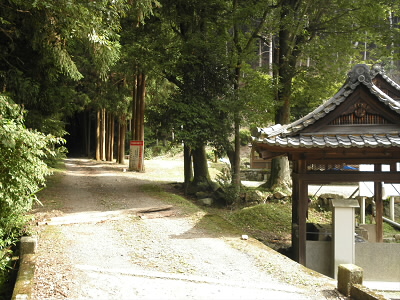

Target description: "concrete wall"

left=359, top=224, right=377, bottom=242
left=306, top=241, right=400, bottom=282
left=306, top=241, right=333, bottom=277
left=355, top=243, right=400, bottom=282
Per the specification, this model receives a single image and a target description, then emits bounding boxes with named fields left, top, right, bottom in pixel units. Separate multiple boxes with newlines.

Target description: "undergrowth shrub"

left=215, top=164, right=241, bottom=206
left=0, top=94, right=63, bottom=295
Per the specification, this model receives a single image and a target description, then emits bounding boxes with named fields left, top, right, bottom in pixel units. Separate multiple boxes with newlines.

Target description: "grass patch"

left=33, top=162, right=66, bottom=211
left=226, top=203, right=292, bottom=236
left=140, top=184, right=200, bottom=215
left=308, top=210, right=332, bottom=224
left=44, top=161, right=66, bottom=187
left=142, top=182, right=400, bottom=248
left=1, top=160, right=66, bottom=299
left=383, top=222, right=400, bottom=240
left=193, top=214, right=242, bottom=237
left=140, top=184, right=242, bottom=237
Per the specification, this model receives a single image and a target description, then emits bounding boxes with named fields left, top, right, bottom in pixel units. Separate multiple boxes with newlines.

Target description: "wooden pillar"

left=374, top=181, right=383, bottom=242
left=292, top=159, right=308, bottom=265
left=291, top=161, right=299, bottom=262
left=298, top=177, right=308, bottom=265
left=374, top=164, right=383, bottom=242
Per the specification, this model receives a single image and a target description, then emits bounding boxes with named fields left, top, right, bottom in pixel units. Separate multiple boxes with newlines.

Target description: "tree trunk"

left=110, top=114, right=114, bottom=161
left=231, top=57, right=242, bottom=188
left=96, top=109, right=101, bottom=161
left=266, top=3, right=299, bottom=190
left=131, top=73, right=137, bottom=141
left=133, top=72, right=146, bottom=141
left=192, top=144, right=210, bottom=185
left=231, top=13, right=242, bottom=191
left=86, top=110, right=91, bottom=157
left=105, top=112, right=111, bottom=161
left=232, top=114, right=241, bottom=187
left=117, top=120, right=122, bottom=163
left=117, top=117, right=126, bottom=164
left=100, top=108, right=106, bottom=161
left=266, top=156, right=291, bottom=191
left=138, top=73, right=145, bottom=141
left=105, top=113, right=114, bottom=162
left=183, top=143, right=193, bottom=194
left=130, top=72, right=146, bottom=172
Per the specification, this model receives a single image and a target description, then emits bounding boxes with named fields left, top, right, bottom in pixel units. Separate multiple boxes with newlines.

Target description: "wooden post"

left=374, top=181, right=383, bottom=243
left=291, top=161, right=299, bottom=262
left=292, top=159, right=308, bottom=265
left=298, top=178, right=308, bottom=265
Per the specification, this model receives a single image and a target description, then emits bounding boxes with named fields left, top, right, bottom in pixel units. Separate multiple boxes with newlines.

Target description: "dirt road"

left=31, top=158, right=344, bottom=299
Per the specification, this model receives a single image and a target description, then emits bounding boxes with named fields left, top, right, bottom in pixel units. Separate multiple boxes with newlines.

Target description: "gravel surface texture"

left=31, top=157, right=347, bottom=300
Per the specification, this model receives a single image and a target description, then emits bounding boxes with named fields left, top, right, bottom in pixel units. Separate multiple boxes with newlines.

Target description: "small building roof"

left=257, top=64, right=400, bottom=150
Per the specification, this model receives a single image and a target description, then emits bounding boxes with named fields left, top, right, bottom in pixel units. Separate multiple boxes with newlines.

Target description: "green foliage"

left=0, top=94, right=63, bottom=290
left=239, top=129, right=252, bottom=146
left=0, top=0, right=125, bottom=139
left=227, top=203, right=292, bottom=237
left=0, top=246, right=16, bottom=299
left=237, top=66, right=275, bottom=127
left=215, top=165, right=241, bottom=205
left=291, top=67, right=344, bottom=120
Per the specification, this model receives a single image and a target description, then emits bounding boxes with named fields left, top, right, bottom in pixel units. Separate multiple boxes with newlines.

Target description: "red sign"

left=129, top=140, right=144, bottom=171
left=130, top=141, right=144, bottom=146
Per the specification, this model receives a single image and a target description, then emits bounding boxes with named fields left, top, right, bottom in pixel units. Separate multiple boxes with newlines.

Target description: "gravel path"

left=31, top=158, right=346, bottom=300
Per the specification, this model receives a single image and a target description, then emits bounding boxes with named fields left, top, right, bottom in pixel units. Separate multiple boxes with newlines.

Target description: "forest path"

left=31, top=158, right=343, bottom=300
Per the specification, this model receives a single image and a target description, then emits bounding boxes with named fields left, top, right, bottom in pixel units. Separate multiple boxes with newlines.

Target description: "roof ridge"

left=263, top=64, right=400, bottom=138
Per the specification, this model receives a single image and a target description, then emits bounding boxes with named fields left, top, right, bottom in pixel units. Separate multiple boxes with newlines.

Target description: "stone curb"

left=337, top=264, right=389, bottom=300
left=11, top=236, right=37, bottom=300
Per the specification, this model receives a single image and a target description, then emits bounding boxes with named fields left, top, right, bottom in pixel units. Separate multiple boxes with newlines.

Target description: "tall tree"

left=225, top=0, right=274, bottom=189
left=132, top=0, right=275, bottom=196
left=0, top=0, right=123, bottom=139
left=154, top=0, right=232, bottom=188
left=265, top=0, right=400, bottom=190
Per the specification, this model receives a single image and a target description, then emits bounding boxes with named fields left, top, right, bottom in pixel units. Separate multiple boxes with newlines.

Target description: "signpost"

left=129, top=140, right=144, bottom=172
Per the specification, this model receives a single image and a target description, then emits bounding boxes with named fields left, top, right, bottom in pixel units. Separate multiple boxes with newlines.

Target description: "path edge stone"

left=11, top=236, right=38, bottom=300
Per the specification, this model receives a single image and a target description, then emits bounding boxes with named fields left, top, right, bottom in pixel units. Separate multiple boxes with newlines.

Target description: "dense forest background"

left=1, top=0, right=400, bottom=294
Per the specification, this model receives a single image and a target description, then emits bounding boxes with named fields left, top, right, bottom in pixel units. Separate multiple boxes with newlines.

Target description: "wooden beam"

left=303, top=158, right=400, bottom=165
left=256, top=145, right=400, bottom=160
left=292, top=172, right=400, bottom=183
left=259, top=150, right=286, bottom=160
left=374, top=181, right=383, bottom=243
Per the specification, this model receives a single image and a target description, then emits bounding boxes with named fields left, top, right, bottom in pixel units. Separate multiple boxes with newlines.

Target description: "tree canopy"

left=1, top=0, right=400, bottom=229
left=2, top=1, right=400, bottom=292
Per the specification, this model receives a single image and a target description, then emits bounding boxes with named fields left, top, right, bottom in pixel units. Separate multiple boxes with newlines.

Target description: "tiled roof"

left=263, top=134, right=400, bottom=149
left=257, top=64, right=400, bottom=149
left=372, top=64, right=400, bottom=92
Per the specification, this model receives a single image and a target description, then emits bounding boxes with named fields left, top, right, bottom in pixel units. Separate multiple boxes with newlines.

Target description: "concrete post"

left=337, top=264, right=363, bottom=297
left=360, top=197, right=366, bottom=224
left=390, top=196, right=395, bottom=221
left=332, top=199, right=360, bottom=279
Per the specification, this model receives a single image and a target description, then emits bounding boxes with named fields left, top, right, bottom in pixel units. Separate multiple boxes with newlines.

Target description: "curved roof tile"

left=258, top=64, right=400, bottom=149
left=261, top=134, right=400, bottom=149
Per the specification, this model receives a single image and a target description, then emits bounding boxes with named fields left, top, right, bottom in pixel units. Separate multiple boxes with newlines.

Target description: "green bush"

left=239, top=129, right=252, bottom=146
left=0, top=94, right=63, bottom=293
